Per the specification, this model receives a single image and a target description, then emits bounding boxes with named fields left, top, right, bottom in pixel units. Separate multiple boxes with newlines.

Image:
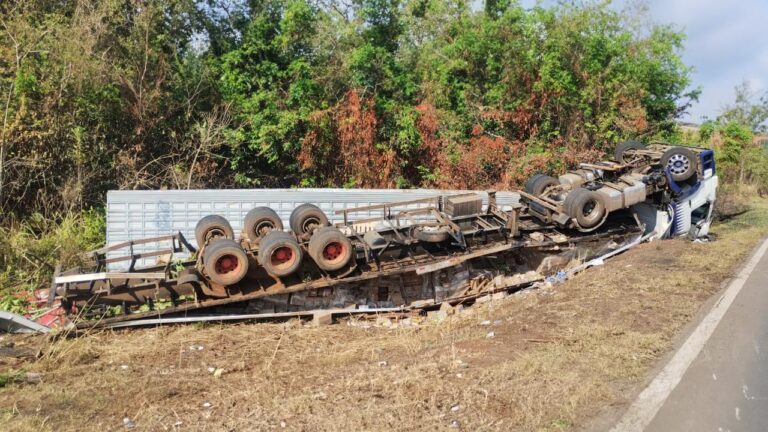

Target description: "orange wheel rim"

left=322, top=241, right=345, bottom=263
left=271, top=246, right=296, bottom=269
left=215, top=254, right=240, bottom=275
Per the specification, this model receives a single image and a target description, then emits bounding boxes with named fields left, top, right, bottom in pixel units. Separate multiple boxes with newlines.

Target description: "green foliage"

left=718, top=81, right=768, bottom=132
left=0, top=296, right=29, bottom=315
left=216, top=0, right=322, bottom=185
left=0, top=369, right=26, bottom=388
left=214, top=0, right=695, bottom=189
left=0, top=0, right=696, bottom=211
left=720, top=122, right=753, bottom=168
left=681, top=84, right=768, bottom=195
left=0, top=209, right=105, bottom=309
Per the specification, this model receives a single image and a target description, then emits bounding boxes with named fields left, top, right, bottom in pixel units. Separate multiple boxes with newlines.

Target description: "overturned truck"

left=49, top=142, right=718, bottom=328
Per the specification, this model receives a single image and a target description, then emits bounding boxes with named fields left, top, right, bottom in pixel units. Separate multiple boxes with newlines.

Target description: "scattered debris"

left=0, top=311, right=51, bottom=334
left=123, top=417, right=136, bottom=429
left=475, top=295, right=492, bottom=304
left=24, top=372, right=42, bottom=384
left=454, top=359, right=470, bottom=369
left=410, top=299, right=435, bottom=308
left=544, top=271, right=567, bottom=285
left=313, top=311, right=333, bottom=327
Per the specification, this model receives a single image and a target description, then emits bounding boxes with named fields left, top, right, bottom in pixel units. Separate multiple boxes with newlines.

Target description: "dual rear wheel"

left=194, top=204, right=357, bottom=283
left=202, top=238, right=249, bottom=286
left=258, top=231, right=303, bottom=277
left=308, top=227, right=353, bottom=272
left=242, top=207, right=283, bottom=243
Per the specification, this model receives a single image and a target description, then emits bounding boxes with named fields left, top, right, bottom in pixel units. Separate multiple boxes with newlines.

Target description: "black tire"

left=564, top=188, right=607, bottom=229
left=177, top=269, right=200, bottom=285
left=202, top=239, right=248, bottom=286
left=615, top=140, right=646, bottom=163
left=661, top=146, right=698, bottom=182
left=258, top=231, right=303, bottom=277
left=289, top=203, right=329, bottom=239
left=242, top=207, right=283, bottom=242
left=524, top=174, right=559, bottom=196
left=195, top=215, right=234, bottom=248
left=308, top=227, right=353, bottom=271
left=411, top=225, right=452, bottom=243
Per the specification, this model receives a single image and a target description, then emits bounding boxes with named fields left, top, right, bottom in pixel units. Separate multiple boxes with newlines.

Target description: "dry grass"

left=2, top=198, right=768, bottom=432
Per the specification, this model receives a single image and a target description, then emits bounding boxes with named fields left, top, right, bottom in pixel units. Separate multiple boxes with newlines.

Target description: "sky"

left=508, top=0, right=768, bottom=124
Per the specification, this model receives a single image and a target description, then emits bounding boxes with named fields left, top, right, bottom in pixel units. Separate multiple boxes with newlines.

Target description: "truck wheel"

left=661, top=146, right=698, bottom=182
left=258, top=231, right=303, bottom=277
left=308, top=227, right=353, bottom=271
left=202, top=239, right=249, bottom=286
left=564, top=188, right=606, bottom=229
left=615, top=140, right=646, bottom=163
left=524, top=174, right=559, bottom=196
left=243, top=207, right=283, bottom=243
left=412, top=225, right=452, bottom=243
left=195, top=215, right=234, bottom=248
left=289, top=204, right=329, bottom=240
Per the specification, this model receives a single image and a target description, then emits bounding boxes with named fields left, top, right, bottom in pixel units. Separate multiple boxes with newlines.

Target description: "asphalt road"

left=644, top=245, right=768, bottom=432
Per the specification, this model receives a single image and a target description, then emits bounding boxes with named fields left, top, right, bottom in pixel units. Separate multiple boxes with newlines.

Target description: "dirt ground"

left=2, top=199, right=768, bottom=432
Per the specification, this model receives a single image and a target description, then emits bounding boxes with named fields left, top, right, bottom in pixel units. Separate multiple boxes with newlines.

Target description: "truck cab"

left=519, top=141, right=718, bottom=239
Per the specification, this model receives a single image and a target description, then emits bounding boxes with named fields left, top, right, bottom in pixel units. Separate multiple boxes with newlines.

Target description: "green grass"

left=0, top=209, right=105, bottom=313
left=0, top=370, right=26, bottom=388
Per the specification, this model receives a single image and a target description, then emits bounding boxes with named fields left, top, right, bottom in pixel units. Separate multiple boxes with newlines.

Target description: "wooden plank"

left=90, top=234, right=177, bottom=255
left=97, top=249, right=175, bottom=265
left=517, top=190, right=560, bottom=212
left=415, top=242, right=515, bottom=275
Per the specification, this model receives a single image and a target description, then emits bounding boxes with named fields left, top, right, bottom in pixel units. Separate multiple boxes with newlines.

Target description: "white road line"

left=611, top=238, right=768, bottom=432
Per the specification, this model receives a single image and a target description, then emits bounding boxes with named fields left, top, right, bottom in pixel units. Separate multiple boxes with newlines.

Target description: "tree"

left=0, top=0, right=700, bottom=217
left=0, top=0, right=220, bottom=217
left=718, top=81, right=768, bottom=133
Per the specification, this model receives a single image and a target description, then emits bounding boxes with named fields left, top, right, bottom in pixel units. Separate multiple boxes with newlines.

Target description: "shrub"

left=0, top=209, right=105, bottom=312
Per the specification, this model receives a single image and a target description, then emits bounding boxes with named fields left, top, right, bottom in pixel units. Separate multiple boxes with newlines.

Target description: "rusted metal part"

left=517, top=190, right=561, bottom=213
